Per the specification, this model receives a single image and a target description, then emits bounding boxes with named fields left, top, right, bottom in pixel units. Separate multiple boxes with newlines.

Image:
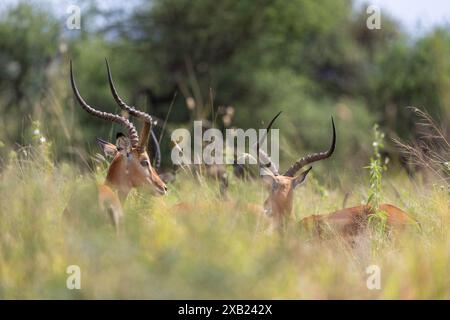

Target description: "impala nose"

left=157, top=184, right=168, bottom=195
left=155, top=186, right=167, bottom=196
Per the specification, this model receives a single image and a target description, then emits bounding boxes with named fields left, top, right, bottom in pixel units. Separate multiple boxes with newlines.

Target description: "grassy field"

left=2, top=0, right=450, bottom=301
left=0, top=134, right=448, bottom=300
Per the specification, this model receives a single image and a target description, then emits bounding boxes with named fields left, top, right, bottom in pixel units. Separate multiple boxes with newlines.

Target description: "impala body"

left=67, top=60, right=167, bottom=231
left=258, top=113, right=416, bottom=235
left=300, top=203, right=415, bottom=238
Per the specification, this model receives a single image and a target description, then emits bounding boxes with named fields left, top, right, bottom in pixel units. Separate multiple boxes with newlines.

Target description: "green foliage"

left=0, top=2, right=60, bottom=138
left=370, top=29, right=450, bottom=141
left=366, top=124, right=389, bottom=240
left=366, top=124, right=387, bottom=209
left=308, top=172, right=329, bottom=199
left=0, top=0, right=449, bottom=174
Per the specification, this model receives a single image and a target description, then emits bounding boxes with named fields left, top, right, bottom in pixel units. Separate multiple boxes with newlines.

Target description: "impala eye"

left=140, top=160, right=150, bottom=167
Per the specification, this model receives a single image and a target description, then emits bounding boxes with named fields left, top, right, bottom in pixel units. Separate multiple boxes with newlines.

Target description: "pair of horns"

left=70, top=59, right=155, bottom=154
left=258, top=113, right=336, bottom=177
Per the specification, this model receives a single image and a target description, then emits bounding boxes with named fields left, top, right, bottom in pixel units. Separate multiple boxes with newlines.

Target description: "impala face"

left=263, top=168, right=312, bottom=217
left=129, top=151, right=167, bottom=195
left=98, top=134, right=167, bottom=197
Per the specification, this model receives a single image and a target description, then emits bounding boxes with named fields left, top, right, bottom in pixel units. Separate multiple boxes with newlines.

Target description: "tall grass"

left=0, top=126, right=449, bottom=299
left=394, top=107, right=449, bottom=186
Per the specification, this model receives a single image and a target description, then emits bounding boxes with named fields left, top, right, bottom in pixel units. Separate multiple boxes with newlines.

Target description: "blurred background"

left=0, top=0, right=449, bottom=176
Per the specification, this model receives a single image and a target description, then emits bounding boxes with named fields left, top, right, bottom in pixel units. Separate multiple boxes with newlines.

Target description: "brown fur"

left=105, top=149, right=167, bottom=200
left=65, top=148, right=167, bottom=233
left=299, top=203, right=417, bottom=238
left=263, top=174, right=308, bottom=229
left=97, top=184, right=124, bottom=230
left=263, top=175, right=417, bottom=236
left=101, top=148, right=167, bottom=231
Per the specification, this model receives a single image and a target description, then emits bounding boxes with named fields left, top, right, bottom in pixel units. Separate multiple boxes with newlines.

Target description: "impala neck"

left=104, top=181, right=130, bottom=203
left=272, top=192, right=294, bottom=217
left=104, top=158, right=132, bottom=202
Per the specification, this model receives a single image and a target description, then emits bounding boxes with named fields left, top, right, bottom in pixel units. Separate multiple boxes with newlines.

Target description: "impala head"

left=96, top=133, right=167, bottom=197
left=262, top=167, right=313, bottom=217
left=258, top=113, right=336, bottom=217
left=70, top=60, right=167, bottom=198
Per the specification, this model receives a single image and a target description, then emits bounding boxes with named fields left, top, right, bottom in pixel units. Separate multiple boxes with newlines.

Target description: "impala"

left=68, top=60, right=167, bottom=231
left=258, top=113, right=416, bottom=235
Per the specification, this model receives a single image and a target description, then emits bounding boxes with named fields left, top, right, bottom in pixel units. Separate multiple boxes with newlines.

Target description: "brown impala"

left=68, top=60, right=167, bottom=231
left=258, top=113, right=417, bottom=236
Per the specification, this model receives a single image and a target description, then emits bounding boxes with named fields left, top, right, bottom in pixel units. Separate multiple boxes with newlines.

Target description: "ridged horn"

left=283, top=117, right=336, bottom=177
left=70, top=60, right=139, bottom=149
left=105, top=58, right=154, bottom=151
left=256, top=111, right=282, bottom=176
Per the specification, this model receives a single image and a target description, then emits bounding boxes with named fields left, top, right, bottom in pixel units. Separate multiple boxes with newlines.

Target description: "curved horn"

left=150, top=128, right=161, bottom=169
left=70, top=60, right=139, bottom=149
left=105, top=58, right=154, bottom=151
left=256, top=111, right=282, bottom=176
left=283, top=116, right=336, bottom=177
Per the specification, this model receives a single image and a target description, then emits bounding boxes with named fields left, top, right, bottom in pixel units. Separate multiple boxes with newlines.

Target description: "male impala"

left=68, top=60, right=167, bottom=231
left=258, top=113, right=416, bottom=235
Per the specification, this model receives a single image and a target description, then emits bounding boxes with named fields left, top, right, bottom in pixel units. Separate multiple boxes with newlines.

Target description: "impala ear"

left=97, top=138, right=118, bottom=158
left=115, top=132, right=131, bottom=153
left=292, top=166, right=312, bottom=189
